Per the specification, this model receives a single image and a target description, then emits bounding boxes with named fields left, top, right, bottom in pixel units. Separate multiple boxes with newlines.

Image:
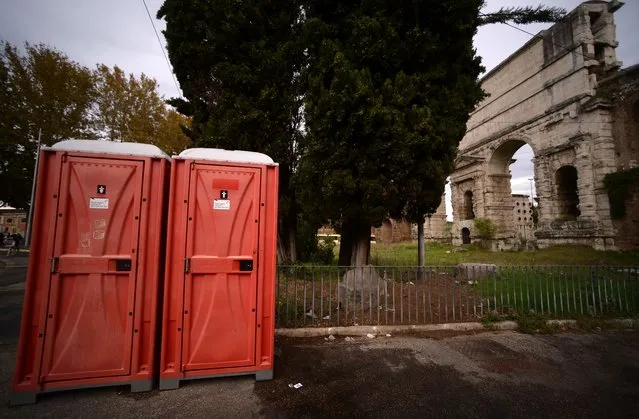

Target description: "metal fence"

left=275, top=265, right=639, bottom=328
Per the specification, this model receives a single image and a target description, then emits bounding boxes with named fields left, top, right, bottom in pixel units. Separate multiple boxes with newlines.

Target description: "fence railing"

left=275, top=265, right=639, bottom=328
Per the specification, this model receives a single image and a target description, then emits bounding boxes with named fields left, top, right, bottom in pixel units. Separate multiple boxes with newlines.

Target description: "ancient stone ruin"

left=446, top=1, right=639, bottom=251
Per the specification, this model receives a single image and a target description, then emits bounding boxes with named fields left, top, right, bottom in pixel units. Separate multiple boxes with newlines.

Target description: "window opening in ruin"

left=461, top=227, right=471, bottom=245
left=556, top=165, right=580, bottom=219
left=594, top=43, right=605, bottom=62
left=463, top=191, right=475, bottom=220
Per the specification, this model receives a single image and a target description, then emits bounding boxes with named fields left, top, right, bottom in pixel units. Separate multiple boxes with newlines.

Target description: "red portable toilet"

left=11, top=140, right=170, bottom=405
left=160, top=148, right=278, bottom=389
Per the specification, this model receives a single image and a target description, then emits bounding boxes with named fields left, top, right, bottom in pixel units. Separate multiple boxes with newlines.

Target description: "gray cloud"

left=0, top=0, right=180, bottom=99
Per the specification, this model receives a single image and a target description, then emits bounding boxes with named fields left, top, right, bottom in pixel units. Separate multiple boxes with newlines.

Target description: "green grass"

left=475, top=267, right=639, bottom=317
left=363, top=242, right=639, bottom=266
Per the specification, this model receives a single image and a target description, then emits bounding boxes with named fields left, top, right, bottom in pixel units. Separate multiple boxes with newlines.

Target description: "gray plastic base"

left=10, top=379, right=153, bottom=406
left=255, top=369, right=274, bottom=381
left=160, top=369, right=274, bottom=390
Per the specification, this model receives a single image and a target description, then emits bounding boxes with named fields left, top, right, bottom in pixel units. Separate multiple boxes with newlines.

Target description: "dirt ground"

left=277, top=272, right=485, bottom=328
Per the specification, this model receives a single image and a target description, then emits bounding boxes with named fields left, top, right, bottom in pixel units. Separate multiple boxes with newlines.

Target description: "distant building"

left=512, top=194, right=534, bottom=240
left=0, top=208, right=27, bottom=236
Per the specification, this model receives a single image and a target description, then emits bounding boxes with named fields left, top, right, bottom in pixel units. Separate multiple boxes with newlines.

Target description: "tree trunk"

left=417, top=216, right=425, bottom=268
left=277, top=205, right=298, bottom=263
left=349, top=223, right=371, bottom=266
left=287, top=223, right=297, bottom=263
left=338, top=229, right=353, bottom=266
left=277, top=231, right=287, bottom=263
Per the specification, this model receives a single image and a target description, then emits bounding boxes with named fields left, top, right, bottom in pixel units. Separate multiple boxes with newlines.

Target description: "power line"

left=479, top=12, right=590, bottom=61
left=141, top=0, right=183, bottom=99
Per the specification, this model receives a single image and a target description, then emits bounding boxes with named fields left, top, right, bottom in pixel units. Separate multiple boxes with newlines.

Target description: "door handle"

left=114, top=259, right=132, bottom=272
left=239, top=260, right=253, bottom=272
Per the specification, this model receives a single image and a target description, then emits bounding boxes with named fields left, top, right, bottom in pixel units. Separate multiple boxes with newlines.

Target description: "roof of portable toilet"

left=49, top=139, right=170, bottom=159
left=178, top=148, right=277, bottom=165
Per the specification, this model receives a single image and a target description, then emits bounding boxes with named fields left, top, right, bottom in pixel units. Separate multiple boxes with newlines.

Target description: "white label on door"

left=213, top=199, right=230, bottom=210
left=89, top=198, right=109, bottom=209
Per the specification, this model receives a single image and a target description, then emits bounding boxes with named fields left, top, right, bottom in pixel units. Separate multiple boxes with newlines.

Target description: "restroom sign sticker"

left=213, top=199, right=230, bottom=210
left=89, top=198, right=109, bottom=209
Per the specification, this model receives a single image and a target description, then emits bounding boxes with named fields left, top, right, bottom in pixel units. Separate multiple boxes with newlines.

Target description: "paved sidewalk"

left=2, top=328, right=638, bottom=418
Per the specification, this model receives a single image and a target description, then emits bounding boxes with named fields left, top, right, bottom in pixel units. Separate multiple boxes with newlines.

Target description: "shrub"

left=474, top=218, right=496, bottom=240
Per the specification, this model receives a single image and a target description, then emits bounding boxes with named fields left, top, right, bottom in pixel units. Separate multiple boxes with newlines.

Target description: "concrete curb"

left=275, top=321, right=518, bottom=337
left=275, top=318, right=638, bottom=337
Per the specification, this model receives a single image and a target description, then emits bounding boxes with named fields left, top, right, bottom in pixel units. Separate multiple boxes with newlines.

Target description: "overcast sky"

left=1, top=0, right=638, bottom=218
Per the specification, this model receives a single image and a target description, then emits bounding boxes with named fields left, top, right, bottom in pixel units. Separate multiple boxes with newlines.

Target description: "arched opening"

left=555, top=166, right=580, bottom=219
left=486, top=140, right=537, bottom=237
left=463, top=191, right=475, bottom=220
left=461, top=227, right=471, bottom=244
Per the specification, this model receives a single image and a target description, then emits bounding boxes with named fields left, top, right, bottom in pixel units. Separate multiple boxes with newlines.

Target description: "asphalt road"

left=1, top=262, right=638, bottom=418
left=0, top=255, right=28, bottom=287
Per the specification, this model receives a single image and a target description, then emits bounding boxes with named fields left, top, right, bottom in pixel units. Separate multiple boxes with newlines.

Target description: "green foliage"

left=479, top=5, right=566, bottom=26
left=474, top=218, right=496, bottom=240
left=158, top=0, right=305, bottom=261
left=295, top=217, right=336, bottom=265
left=312, top=239, right=337, bottom=265
left=603, top=167, right=639, bottom=219
left=516, top=313, right=559, bottom=334
left=0, top=42, right=95, bottom=208
left=300, top=0, right=486, bottom=257
left=92, top=64, right=191, bottom=154
left=295, top=216, right=321, bottom=263
left=0, top=41, right=192, bottom=208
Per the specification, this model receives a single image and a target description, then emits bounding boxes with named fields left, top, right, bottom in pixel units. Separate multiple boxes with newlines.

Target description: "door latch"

left=184, top=258, right=191, bottom=273
left=50, top=257, right=59, bottom=273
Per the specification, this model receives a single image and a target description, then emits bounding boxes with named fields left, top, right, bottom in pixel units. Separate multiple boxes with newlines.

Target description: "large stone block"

left=337, top=265, right=387, bottom=306
left=453, top=263, right=498, bottom=281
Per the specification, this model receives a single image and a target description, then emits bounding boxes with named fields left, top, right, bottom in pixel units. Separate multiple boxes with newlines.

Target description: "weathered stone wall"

left=597, top=65, right=639, bottom=249
left=422, top=195, right=449, bottom=242
left=512, top=194, right=534, bottom=240
left=450, top=1, right=623, bottom=250
left=373, top=219, right=413, bottom=243
left=611, top=184, right=639, bottom=250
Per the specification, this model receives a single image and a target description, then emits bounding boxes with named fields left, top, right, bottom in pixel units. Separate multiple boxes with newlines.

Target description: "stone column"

left=573, top=137, right=597, bottom=219
left=533, top=154, right=553, bottom=222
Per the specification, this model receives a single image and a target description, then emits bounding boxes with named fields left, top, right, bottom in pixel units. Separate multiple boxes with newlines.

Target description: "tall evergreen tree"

left=301, top=1, right=565, bottom=266
left=158, top=0, right=305, bottom=262
left=300, top=0, right=486, bottom=265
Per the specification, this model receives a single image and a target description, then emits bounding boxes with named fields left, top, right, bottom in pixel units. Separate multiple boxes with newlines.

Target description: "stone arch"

left=488, top=138, right=532, bottom=174
left=461, top=227, right=471, bottom=244
left=484, top=138, right=537, bottom=239
left=463, top=191, right=475, bottom=220
left=555, top=165, right=580, bottom=219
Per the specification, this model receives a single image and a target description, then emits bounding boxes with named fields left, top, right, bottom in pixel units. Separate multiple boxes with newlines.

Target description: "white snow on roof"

left=49, top=139, right=170, bottom=159
left=178, top=148, right=276, bottom=165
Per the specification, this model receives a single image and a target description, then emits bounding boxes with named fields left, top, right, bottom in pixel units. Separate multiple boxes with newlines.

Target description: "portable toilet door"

left=160, top=148, right=278, bottom=390
left=11, top=140, right=170, bottom=405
